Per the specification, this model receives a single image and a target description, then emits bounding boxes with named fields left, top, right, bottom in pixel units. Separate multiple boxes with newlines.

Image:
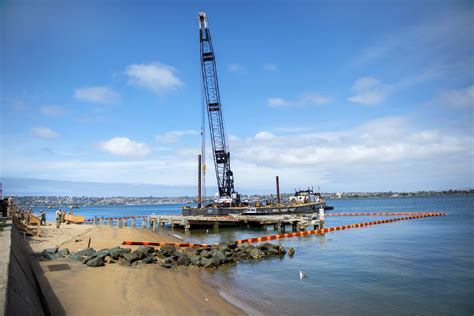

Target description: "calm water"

left=32, top=196, right=474, bottom=315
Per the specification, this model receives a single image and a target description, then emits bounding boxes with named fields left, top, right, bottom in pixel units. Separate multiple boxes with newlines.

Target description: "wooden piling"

left=276, top=176, right=280, bottom=204
left=198, top=154, right=202, bottom=209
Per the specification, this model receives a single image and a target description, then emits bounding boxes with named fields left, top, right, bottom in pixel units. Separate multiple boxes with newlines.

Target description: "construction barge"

left=183, top=188, right=332, bottom=216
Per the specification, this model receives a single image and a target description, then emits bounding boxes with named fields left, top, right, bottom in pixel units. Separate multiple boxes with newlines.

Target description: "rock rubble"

left=41, top=242, right=291, bottom=269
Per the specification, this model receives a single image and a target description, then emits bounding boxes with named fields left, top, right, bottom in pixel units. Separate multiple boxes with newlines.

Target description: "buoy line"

left=122, top=212, right=447, bottom=248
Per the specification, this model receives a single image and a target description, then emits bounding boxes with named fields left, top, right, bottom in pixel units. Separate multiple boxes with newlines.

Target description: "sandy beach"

left=28, top=223, right=246, bottom=315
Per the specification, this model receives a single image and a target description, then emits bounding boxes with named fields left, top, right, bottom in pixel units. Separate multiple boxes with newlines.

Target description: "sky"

left=1, top=0, right=473, bottom=195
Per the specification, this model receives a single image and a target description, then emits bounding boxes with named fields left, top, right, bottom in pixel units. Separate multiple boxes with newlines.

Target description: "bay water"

left=32, top=196, right=474, bottom=315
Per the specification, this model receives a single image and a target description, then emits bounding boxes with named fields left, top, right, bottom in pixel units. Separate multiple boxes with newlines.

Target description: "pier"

left=148, top=214, right=323, bottom=231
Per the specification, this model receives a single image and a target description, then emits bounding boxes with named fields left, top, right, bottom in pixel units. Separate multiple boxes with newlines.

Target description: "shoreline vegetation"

left=12, top=189, right=474, bottom=207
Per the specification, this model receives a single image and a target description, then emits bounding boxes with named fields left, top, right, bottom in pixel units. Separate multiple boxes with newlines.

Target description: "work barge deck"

left=148, top=214, right=323, bottom=231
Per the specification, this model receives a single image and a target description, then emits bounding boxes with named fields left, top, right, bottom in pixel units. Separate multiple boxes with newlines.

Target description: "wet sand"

left=29, top=223, right=246, bottom=315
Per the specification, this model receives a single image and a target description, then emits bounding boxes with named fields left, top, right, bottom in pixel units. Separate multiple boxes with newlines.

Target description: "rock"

left=134, top=246, right=155, bottom=257
left=69, top=253, right=85, bottom=262
left=288, top=247, right=295, bottom=257
left=210, top=249, right=228, bottom=264
left=176, top=254, right=191, bottom=266
left=132, top=260, right=146, bottom=268
left=118, top=257, right=132, bottom=266
left=86, top=256, right=105, bottom=267
left=161, top=262, right=175, bottom=269
left=58, top=248, right=70, bottom=256
left=189, top=255, right=202, bottom=266
left=122, top=252, right=140, bottom=263
left=201, top=257, right=218, bottom=268
left=42, top=247, right=58, bottom=257
left=248, top=248, right=265, bottom=259
left=155, top=252, right=166, bottom=259
left=226, top=241, right=238, bottom=249
left=81, top=255, right=97, bottom=264
left=75, top=248, right=96, bottom=257
left=109, top=247, right=125, bottom=260
left=159, top=244, right=176, bottom=256
left=277, top=246, right=286, bottom=255
left=142, top=255, right=156, bottom=264
left=104, top=255, right=116, bottom=264
left=95, top=248, right=110, bottom=259
left=200, top=250, right=211, bottom=258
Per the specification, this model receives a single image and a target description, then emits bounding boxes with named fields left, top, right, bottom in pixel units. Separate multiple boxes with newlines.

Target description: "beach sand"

left=28, top=223, right=246, bottom=315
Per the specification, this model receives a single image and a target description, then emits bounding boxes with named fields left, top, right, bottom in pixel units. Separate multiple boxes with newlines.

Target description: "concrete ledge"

left=1, top=220, right=50, bottom=316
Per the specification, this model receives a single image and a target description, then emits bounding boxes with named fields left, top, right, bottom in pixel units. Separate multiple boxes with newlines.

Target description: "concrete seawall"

left=0, top=220, right=49, bottom=316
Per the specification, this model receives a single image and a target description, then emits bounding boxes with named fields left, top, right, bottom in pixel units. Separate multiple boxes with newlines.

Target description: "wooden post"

left=99, top=217, right=104, bottom=225
left=142, top=218, right=148, bottom=229
left=276, top=176, right=280, bottom=204
left=198, top=154, right=202, bottom=209
left=93, top=216, right=98, bottom=225
left=108, top=218, right=112, bottom=226
left=132, top=218, right=136, bottom=227
left=152, top=220, right=157, bottom=230
left=124, top=219, right=128, bottom=227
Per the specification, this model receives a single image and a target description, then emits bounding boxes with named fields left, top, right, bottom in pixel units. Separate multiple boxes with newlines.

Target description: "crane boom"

left=198, top=12, right=236, bottom=200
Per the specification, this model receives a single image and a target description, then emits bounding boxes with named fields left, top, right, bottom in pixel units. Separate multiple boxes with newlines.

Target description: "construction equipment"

left=198, top=12, right=239, bottom=205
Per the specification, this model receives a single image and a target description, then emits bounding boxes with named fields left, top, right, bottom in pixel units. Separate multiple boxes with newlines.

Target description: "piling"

left=124, top=219, right=128, bottom=227
left=108, top=218, right=113, bottom=226
left=152, top=220, right=157, bottom=231
left=276, top=176, right=280, bottom=204
left=99, top=217, right=104, bottom=225
left=118, top=219, right=123, bottom=228
left=142, top=218, right=148, bottom=229
left=198, top=154, right=202, bottom=209
left=131, top=218, right=136, bottom=227
left=93, top=216, right=98, bottom=225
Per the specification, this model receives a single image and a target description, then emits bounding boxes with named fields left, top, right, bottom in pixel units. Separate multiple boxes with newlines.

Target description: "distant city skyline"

left=1, top=1, right=473, bottom=194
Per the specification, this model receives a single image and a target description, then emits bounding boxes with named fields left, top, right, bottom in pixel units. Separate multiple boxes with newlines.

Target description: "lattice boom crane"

left=198, top=12, right=237, bottom=202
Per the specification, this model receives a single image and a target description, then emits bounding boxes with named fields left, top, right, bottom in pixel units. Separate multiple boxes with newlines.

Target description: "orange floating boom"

left=122, top=212, right=447, bottom=248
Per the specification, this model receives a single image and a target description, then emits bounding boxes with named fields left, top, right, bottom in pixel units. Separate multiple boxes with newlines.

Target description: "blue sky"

left=1, top=0, right=473, bottom=194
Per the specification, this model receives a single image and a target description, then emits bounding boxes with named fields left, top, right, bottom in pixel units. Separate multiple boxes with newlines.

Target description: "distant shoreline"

left=11, top=190, right=473, bottom=208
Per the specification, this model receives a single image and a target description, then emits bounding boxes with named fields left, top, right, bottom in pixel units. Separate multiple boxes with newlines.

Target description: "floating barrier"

left=122, top=212, right=447, bottom=248
left=325, top=212, right=444, bottom=216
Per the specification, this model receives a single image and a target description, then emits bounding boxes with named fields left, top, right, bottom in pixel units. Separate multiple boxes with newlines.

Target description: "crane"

left=198, top=12, right=238, bottom=204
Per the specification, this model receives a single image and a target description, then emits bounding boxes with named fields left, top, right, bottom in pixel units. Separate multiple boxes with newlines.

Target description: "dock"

left=148, top=214, right=323, bottom=231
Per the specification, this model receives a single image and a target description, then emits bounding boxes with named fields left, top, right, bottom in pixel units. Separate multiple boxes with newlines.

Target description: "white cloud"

left=267, top=93, right=332, bottom=107
left=124, top=63, right=183, bottom=94
left=301, top=94, right=332, bottom=105
left=437, top=85, right=474, bottom=108
left=39, top=105, right=64, bottom=117
left=263, top=64, right=278, bottom=71
left=236, top=117, right=470, bottom=168
left=155, top=130, right=200, bottom=143
left=267, top=98, right=290, bottom=107
left=74, top=86, right=119, bottom=104
left=356, top=10, right=474, bottom=66
left=98, top=137, right=151, bottom=158
left=348, top=77, right=391, bottom=105
left=228, top=63, right=246, bottom=74
left=31, top=127, right=60, bottom=139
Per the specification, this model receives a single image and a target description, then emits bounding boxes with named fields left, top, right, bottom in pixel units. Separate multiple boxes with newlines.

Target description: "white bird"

left=299, top=271, right=308, bottom=279
left=206, top=229, right=209, bottom=234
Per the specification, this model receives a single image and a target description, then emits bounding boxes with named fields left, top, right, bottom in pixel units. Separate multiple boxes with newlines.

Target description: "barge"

left=182, top=189, right=332, bottom=216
